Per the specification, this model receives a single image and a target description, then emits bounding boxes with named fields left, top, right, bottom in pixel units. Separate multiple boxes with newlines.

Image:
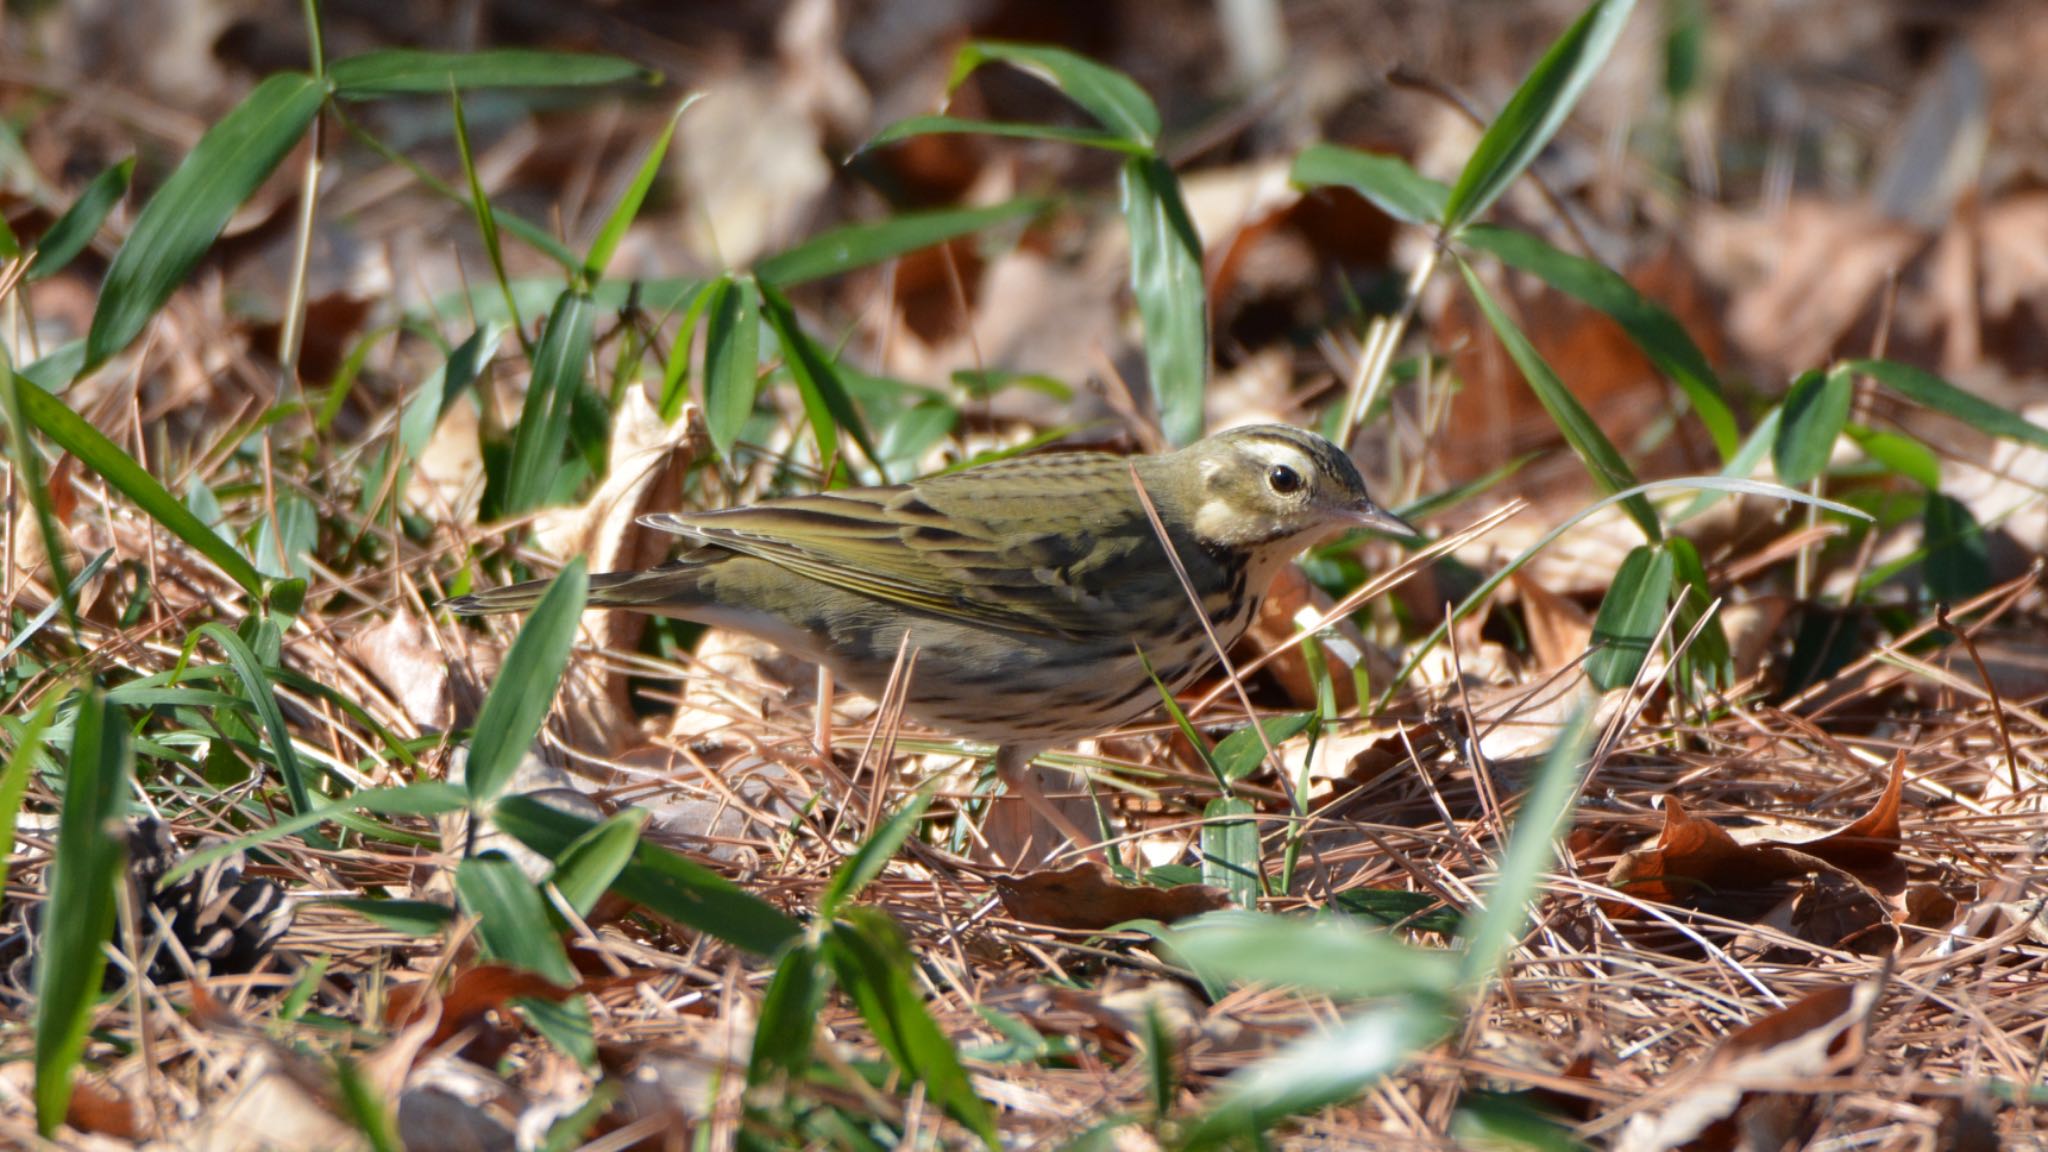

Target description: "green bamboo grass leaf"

left=583, top=96, right=697, bottom=283
left=1923, top=493, right=1991, bottom=604
left=335, top=1057, right=402, bottom=1152
left=1180, top=998, right=1453, bottom=1149
left=1672, top=407, right=1780, bottom=524
left=493, top=292, right=596, bottom=517
left=549, top=807, right=649, bottom=918
left=455, top=855, right=594, bottom=1066
left=1847, top=358, right=2048, bottom=449
left=1847, top=425, right=1941, bottom=489
left=464, top=559, right=586, bottom=808
left=0, top=693, right=60, bottom=887
left=33, top=690, right=131, bottom=1137
left=1211, top=713, right=1314, bottom=784
left=163, top=782, right=467, bottom=885
left=819, top=785, right=935, bottom=920
left=21, top=343, right=85, bottom=392
left=758, top=282, right=887, bottom=481
left=197, top=622, right=312, bottom=815
left=827, top=908, right=999, bottom=1149
left=1123, top=156, right=1209, bottom=447
left=1666, top=536, right=1731, bottom=692
left=1461, top=223, right=1737, bottom=460
left=403, top=325, right=503, bottom=463
left=1458, top=258, right=1659, bottom=540
left=1164, top=909, right=1459, bottom=998
left=492, top=794, right=799, bottom=955
left=951, top=40, right=1161, bottom=146
left=657, top=280, right=718, bottom=422
left=1458, top=707, right=1595, bottom=986
left=1453, top=1092, right=1590, bottom=1152
left=755, top=198, right=1051, bottom=287
left=1584, top=543, right=1675, bottom=690
left=701, top=276, right=760, bottom=458
left=1201, top=797, right=1261, bottom=908
left=1290, top=144, right=1450, bottom=227
left=0, top=352, right=75, bottom=631
left=0, top=210, right=17, bottom=259
left=316, top=897, right=456, bottom=936
left=1442, top=0, right=1640, bottom=232
left=1382, top=476, right=1872, bottom=709
left=27, top=157, right=132, bottom=282
left=87, top=72, right=326, bottom=371
left=1773, top=367, right=1852, bottom=487
left=863, top=115, right=1148, bottom=154
left=747, top=943, right=830, bottom=1089
left=331, top=49, right=657, bottom=98
left=449, top=86, right=525, bottom=345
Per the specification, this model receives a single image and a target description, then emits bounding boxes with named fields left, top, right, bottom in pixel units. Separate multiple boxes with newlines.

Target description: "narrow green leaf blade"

left=1458, top=706, right=1595, bottom=987
left=827, top=909, right=998, bottom=1148
left=1200, top=797, right=1261, bottom=909
left=756, top=198, right=1050, bottom=287
left=1666, top=536, right=1731, bottom=692
left=331, top=49, right=657, bottom=98
left=864, top=115, right=1148, bottom=155
left=495, top=292, right=597, bottom=517
left=33, top=691, right=131, bottom=1137
left=1122, top=155, right=1209, bottom=446
left=1164, top=909, right=1459, bottom=998
left=198, top=622, right=312, bottom=815
left=1847, top=358, right=2048, bottom=450
left=954, top=40, right=1161, bottom=146
left=1773, top=367, right=1852, bottom=487
left=465, top=559, right=587, bottom=808
left=491, top=794, right=799, bottom=955
left=1923, top=493, right=1990, bottom=604
left=1584, top=544, right=1675, bottom=690
left=0, top=694, right=59, bottom=885
left=746, top=943, right=830, bottom=1089
left=700, top=276, right=759, bottom=458
left=549, top=807, right=649, bottom=918
left=1847, top=425, right=1941, bottom=489
left=583, top=97, right=695, bottom=282
left=1290, top=144, right=1449, bottom=227
left=1458, top=258, right=1658, bottom=539
left=455, top=854, right=594, bottom=1065
left=758, top=283, right=887, bottom=480
left=87, top=72, right=326, bottom=370
left=819, top=785, right=934, bottom=920
left=1211, top=713, right=1314, bottom=784
left=163, top=782, right=468, bottom=886
left=1461, top=223, right=1737, bottom=460
left=28, top=157, right=133, bottom=283
left=1442, top=0, right=1639, bottom=231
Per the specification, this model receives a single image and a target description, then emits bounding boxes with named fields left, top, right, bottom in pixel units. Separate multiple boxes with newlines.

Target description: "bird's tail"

left=443, top=563, right=704, bottom=617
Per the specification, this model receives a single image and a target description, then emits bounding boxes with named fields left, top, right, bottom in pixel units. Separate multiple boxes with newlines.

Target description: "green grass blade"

left=13, top=336, right=266, bottom=599
left=86, top=72, right=326, bottom=371
left=0, top=350, right=76, bottom=633
left=1457, top=706, right=1595, bottom=986
left=1773, top=366, right=1852, bottom=486
left=1847, top=357, right=2048, bottom=450
left=1180, top=998, right=1453, bottom=1149
left=197, top=622, right=311, bottom=815
left=1923, top=493, right=1991, bottom=604
left=1211, top=713, right=1314, bottom=784
left=701, top=276, right=760, bottom=459
left=455, top=854, right=594, bottom=1065
left=1121, top=155, right=1209, bottom=446
left=27, top=157, right=132, bottom=283
left=1163, top=909, right=1460, bottom=998
left=583, top=96, right=696, bottom=282
left=162, top=782, right=467, bottom=885
left=1200, top=797, right=1261, bottom=908
left=1461, top=223, right=1737, bottom=460
left=952, top=40, right=1159, bottom=145
left=464, top=558, right=587, bottom=808
left=548, top=807, right=648, bottom=918
left=331, top=48, right=657, bottom=98
left=827, top=908, right=999, bottom=1149
left=1442, top=0, right=1639, bottom=232
left=0, top=693, right=60, bottom=887
left=491, top=793, right=800, bottom=955
left=747, top=943, right=830, bottom=1090
left=33, top=690, right=131, bottom=1137
left=864, top=115, right=1148, bottom=154
left=758, top=282, right=887, bottom=481
left=819, top=785, right=934, bottom=920
left=1585, top=543, right=1675, bottom=690
left=492, top=292, right=596, bottom=517
left=449, top=85, right=525, bottom=344
left=1459, top=257, right=1659, bottom=540
left=1290, top=143, right=1450, bottom=227
left=1666, top=536, right=1731, bottom=692
left=755, top=198, right=1051, bottom=287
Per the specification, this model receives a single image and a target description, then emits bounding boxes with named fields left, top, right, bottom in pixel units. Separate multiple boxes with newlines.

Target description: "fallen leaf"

left=992, top=862, right=1232, bottom=930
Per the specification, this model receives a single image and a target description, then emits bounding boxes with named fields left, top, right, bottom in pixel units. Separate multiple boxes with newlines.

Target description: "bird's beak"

left=1349, top=500, right=1420, bottom=539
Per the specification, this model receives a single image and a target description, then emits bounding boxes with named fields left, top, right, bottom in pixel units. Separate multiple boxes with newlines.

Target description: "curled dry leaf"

left=992, top=861, right=1233, bottom=931
left=347, top=611, right=452, bottom=733
left=1616, top=975, right=1882, bottom=1152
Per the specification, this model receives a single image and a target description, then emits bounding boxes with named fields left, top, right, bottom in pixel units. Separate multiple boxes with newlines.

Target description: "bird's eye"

left=1267, top=465, right=1303, bottom=494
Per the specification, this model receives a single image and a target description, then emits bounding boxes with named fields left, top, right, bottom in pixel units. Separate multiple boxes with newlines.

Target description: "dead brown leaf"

left=992, top=862, right=1232, bottom=930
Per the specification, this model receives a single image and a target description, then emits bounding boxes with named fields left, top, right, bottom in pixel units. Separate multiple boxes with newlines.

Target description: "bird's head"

left=1170, top=424, right=1416, bottom=552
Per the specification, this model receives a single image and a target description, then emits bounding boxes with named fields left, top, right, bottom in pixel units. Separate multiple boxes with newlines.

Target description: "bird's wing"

left=638, top=455, right=1157, bottom=637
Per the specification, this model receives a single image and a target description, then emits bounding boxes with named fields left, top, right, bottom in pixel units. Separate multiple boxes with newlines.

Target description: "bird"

left=446, top=423, right=1415, bottom=860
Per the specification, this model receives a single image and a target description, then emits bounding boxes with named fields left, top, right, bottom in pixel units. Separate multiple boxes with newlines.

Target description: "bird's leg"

left=814, top=665, right=834, bottom=761
left=984, top=743, right=1098, bottom=868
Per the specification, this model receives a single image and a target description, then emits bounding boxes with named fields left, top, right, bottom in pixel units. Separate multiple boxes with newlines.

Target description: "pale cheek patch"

left=1193, top=496, right=1245, bottom=543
